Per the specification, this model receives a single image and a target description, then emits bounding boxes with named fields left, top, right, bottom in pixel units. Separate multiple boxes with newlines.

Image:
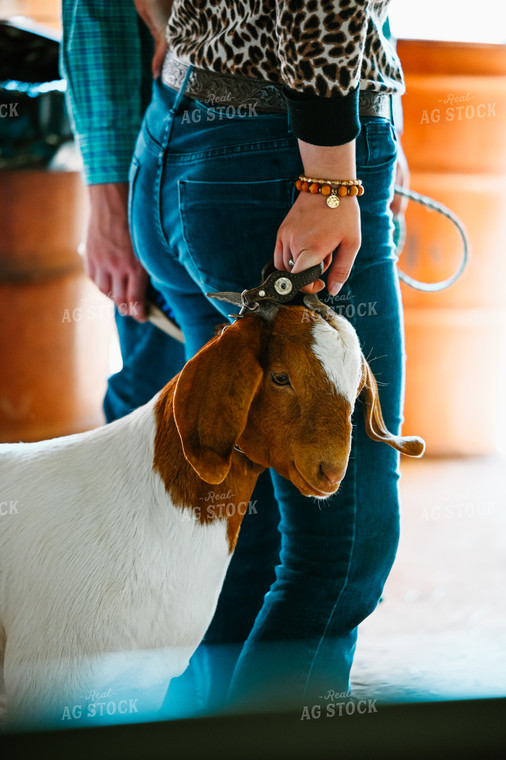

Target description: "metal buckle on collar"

left=238, top=261, right=324, bottom=314
left=148, top=262, right=325, bottom=338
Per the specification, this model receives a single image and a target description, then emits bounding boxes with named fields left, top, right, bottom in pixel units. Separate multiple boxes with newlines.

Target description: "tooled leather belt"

left=161, top=51, right=392, bottom=120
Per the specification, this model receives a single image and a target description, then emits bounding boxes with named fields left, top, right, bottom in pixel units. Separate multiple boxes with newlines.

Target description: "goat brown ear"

left=359, top=358, right=425, bottom=457
left=173, top=317, right=264, bottom=483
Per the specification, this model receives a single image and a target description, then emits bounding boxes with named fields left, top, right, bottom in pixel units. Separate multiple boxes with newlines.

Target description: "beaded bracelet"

left=296, top=175, right=364, bottom=208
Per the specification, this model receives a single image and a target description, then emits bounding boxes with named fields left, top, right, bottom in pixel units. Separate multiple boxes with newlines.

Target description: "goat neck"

left=153, top=377, right=264, bottom=552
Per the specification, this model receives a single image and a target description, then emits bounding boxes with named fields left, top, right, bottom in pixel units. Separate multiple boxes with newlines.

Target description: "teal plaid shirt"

left=60, top=0, right=153, bottom=185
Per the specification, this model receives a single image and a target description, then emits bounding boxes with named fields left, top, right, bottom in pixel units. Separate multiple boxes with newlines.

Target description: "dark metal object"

left=148, top=262, right=325, bottom=340
left=240, top=262, right=324, bottom=311
left=208, top=261, right=324, bottom=316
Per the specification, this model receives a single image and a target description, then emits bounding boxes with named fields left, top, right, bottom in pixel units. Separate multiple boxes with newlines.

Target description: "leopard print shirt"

left=165, top=0, right=404, bottom=98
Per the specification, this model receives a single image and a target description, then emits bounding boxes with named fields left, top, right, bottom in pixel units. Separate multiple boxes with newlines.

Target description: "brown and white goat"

left=0, top=298, right=424, bottom=725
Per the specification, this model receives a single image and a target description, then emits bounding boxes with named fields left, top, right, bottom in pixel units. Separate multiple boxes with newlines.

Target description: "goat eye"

left=271, top=372, right=290, bottom=386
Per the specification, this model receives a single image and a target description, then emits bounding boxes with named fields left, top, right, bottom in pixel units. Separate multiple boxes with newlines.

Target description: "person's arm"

left=134, top=0, right=174, bottom=78
left=60, top=0, right=158, bottom=320
left=85, top=182, right=148, bottom=320
left=275, top=140, right=360, bottom=297
left=273, top=1, right=370, bottom=296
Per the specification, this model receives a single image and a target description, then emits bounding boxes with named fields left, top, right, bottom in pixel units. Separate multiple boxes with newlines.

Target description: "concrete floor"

left=351, top=453, right=506, bottom=703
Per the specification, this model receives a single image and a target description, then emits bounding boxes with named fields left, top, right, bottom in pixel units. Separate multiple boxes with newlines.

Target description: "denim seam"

left=302, top=451, right=358, bottom=696
left=359, top=120, right=397, bottom=173
left=127, top=158, right=140, bottom=235
left=151, top=66, right=196, bottom=253
left=178, top=177, right=295, bottom=189
left=359, top=161, right=398, bottom=175
left=348, top=256, right=401, bottom=284
left=163, top=138, right=297, bottom=164
left=304, top=452, right=358, bottom=693
left=152, top=139, right=180, bottom=254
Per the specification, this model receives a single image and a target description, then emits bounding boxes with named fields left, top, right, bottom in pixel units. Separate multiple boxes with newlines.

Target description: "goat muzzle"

left=319, top=462, right=347, bottom=486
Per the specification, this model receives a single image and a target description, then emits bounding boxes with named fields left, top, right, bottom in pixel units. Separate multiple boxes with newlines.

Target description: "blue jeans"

left=103, top=275, right=188, bottom=422
left=129, top=76, right=404, bottom=715
left=103, top=305, right=186, bottom=423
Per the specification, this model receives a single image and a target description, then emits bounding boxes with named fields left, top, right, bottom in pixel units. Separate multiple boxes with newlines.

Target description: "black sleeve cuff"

left=283, top=86, right=361, bottom=146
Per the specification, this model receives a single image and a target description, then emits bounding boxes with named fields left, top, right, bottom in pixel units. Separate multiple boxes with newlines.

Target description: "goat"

left=0, top=296, right=424, bottom=726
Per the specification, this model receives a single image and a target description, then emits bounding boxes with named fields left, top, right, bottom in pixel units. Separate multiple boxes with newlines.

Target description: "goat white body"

left=0, top=396, right=231, bottom=722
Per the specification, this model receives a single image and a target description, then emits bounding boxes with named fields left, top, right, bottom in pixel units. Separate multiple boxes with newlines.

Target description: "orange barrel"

left=396, top=39, right=506, bottom=455
left=0, top=170, right=113, bottom=442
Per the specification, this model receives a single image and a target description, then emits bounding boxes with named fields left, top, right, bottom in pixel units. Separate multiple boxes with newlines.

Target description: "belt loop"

left=392, top=93, right=403, bottom=132
left=172, top=63, right=194, bottom=114
left=160, top=61, right=194, bottom=152
left=286, top=105, right=293, bottom=137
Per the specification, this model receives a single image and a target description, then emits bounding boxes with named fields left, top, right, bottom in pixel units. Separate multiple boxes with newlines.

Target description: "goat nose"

left=320, top=463, right=346, bottom=485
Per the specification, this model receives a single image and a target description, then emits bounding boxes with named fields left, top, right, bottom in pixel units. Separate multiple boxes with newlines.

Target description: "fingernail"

left=329, top=282, right=343, bottom=297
